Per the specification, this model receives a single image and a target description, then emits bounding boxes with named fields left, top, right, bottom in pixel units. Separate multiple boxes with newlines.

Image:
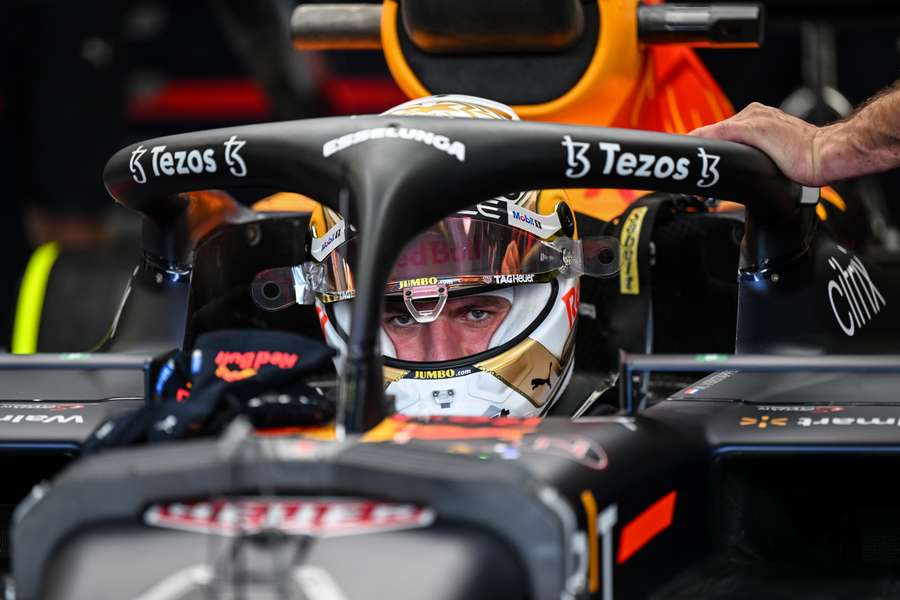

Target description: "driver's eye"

left=388, top=314, right=415, bottom=327
left=467, top=309, right=489, bottom=321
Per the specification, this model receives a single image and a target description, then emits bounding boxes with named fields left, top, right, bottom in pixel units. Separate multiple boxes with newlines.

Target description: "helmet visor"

left=310, top=216, right=570, bottom=301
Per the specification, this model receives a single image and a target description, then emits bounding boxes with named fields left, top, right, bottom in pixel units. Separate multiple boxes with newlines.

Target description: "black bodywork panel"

left=16, top=390, right=900, bottom=599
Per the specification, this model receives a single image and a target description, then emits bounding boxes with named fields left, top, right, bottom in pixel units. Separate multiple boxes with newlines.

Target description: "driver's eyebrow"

left=383, top=298, right=411, bottom=314
left=455, top=296, right=508, bottom=308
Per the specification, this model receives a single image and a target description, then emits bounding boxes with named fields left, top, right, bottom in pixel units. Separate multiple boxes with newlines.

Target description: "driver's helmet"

left=309, top=95, right=591, bottom=417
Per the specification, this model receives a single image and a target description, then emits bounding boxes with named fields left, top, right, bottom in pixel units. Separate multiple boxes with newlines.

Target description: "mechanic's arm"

left=691, top=80, right=900, bottom=186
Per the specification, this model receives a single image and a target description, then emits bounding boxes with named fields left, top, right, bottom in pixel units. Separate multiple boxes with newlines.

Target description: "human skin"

left=690, top=81, right=900, bottom=186
left=383, top=294, right=512, bottom=361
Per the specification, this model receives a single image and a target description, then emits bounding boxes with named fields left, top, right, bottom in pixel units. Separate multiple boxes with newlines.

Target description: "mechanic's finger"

left=688, top=123, right=718, bottom=137
left=689, top=119, right=745, bottom=142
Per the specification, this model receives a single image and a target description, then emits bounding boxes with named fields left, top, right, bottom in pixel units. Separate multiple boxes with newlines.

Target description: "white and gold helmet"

left=260, top=95, right=617, bottom=417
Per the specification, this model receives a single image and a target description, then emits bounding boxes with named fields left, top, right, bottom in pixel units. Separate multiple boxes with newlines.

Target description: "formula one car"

left=3, top=89, right=900, bottom=600
left=4, top=2, right=900, bottom=599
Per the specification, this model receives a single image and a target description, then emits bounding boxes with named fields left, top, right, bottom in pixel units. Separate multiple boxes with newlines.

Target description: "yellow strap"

left=12, top=242, right=60, bottom=354
left=580, top=490, right=600, bottom=593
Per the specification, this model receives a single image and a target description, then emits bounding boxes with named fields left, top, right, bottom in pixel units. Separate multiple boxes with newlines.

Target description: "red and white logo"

left=144, top=498, right=435, bottom=537
left=561, top=285, right=580, bottom=328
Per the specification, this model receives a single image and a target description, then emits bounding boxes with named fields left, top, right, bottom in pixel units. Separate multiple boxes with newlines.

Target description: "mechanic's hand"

left=690, top=102, right=827, bottom=187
